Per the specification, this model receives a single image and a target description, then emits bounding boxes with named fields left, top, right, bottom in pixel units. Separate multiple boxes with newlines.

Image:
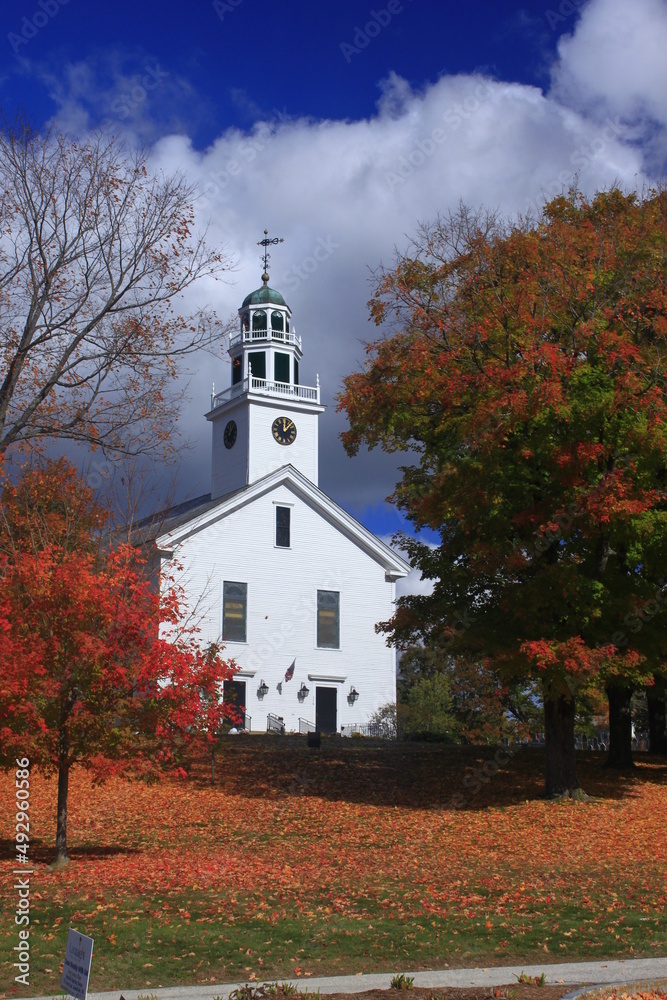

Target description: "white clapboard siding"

left=159, top=279, right=411, bottom=734
left=247, top=399, right=320, bottom=487
left=159, top=478, right=400, bottom=733
left=209, top=391, right=323, bottom=499
left=210, top=400, right=250, bottom=500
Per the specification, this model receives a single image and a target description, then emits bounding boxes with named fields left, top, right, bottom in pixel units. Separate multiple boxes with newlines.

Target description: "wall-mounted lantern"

left=348, top=686, right=359, bottom=705
left=298, top=682, right=310, bottom=701
left=258, top=679, right=269, bottom=698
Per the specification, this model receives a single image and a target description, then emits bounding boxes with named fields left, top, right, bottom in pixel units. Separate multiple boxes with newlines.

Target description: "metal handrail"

left=267, top=713, right=285, bottom=735
left=342, top=721, right=396, bottom=739
left=299, top=718, right=316, bottom=734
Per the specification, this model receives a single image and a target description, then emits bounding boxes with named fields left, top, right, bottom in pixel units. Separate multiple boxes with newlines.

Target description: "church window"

left=317, top=590, right=340, bottom=649
left=248, top=351, right=266, bottom=380
left=294, top=358, right=299, bottom=386
left=252, top=310, right=267, bottom=334
left=271, top=311, right=284, bottom=335
left=231, top=355, right=242, bottom=385
left=241, top=313, right=249, bottom=332
left=274, top=352, right=290, bottom=385
left=276, top=506, right=290, bottom=547
left=223, top=582, right=247, bottom=642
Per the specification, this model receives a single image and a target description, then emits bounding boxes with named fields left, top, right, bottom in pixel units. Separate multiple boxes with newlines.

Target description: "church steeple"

left=206, top=233, right=325, bottom=500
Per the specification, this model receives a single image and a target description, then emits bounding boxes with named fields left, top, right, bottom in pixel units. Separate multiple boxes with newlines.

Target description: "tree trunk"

left=543, top=688, right=582, bottom=798
left=211, top=744, right=215, bottom=785
left=55, top=757, right=69, bottom=864
left=605, top=683, right=634, bottom=769
left=647, top=677, right=667, bottom=755
left=55, top=718, right=70, bottom=864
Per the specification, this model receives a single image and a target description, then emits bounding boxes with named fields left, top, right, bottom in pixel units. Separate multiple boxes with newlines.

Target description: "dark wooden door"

left=224, top=679, right=246, bottom=728
left=316, top=686, right=337, bottom=734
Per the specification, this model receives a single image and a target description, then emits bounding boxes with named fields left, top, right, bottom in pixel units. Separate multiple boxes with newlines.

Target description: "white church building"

left=141, top=239, right=410, bottom=735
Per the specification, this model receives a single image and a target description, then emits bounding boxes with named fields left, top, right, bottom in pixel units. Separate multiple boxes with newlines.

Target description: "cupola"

left=205, top=231, right=325, bottom=499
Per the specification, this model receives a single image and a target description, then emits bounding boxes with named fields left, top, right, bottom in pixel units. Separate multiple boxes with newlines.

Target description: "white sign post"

left=61, top=928, right=94, bottom=1000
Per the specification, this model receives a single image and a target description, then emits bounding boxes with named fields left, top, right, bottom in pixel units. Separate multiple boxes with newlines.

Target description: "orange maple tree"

left=0, top=457, right=238, bottom=863
left=338, top=189, right=667, bottom=797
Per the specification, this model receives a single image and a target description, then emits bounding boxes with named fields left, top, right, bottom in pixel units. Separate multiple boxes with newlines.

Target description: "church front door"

left=315, top=686, right=337, bottom=734
left=224, top=679, right=247, bottom=729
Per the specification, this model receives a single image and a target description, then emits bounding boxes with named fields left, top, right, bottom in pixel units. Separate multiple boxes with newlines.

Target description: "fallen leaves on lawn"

left=0, top=745, right=665, bottom=961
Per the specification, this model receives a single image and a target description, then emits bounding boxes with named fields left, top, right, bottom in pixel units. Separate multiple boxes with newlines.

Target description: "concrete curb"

left=22, top=956, right=667, bottom=1000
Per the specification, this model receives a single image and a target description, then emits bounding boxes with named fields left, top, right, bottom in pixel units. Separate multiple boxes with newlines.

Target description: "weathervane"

left=257, top=229, right=284, bottom=283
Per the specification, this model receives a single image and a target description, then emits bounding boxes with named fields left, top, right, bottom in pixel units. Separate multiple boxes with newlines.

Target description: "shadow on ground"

left=196, top=739, right=667, bottom=810
left=0, top=836, right=142, bottom=863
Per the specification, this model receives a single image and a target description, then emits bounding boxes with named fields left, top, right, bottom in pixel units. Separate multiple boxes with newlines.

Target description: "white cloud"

left=553, top=0, right=667, bottom=127
left=396, top=565, right=435, bottom=600
left=152, top=60, right=646, bottom=512
left=32, top=51, right=210, bottom=144
left=34, top=0, right=666, bottom=524
left=378, top=536, right=435, bottom=600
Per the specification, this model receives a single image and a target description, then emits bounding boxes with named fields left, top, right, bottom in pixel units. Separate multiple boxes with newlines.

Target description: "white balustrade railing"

left=211, top=372, right=320, bottom=409
left=229, top=329, right=302, bottom=350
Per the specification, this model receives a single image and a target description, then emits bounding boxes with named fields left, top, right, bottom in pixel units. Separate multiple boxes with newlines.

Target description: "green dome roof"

left=241, top=284, right=287, bottom=309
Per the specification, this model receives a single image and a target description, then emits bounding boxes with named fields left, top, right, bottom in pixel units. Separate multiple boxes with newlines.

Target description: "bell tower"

left=206, top=232, right=326, bottom=500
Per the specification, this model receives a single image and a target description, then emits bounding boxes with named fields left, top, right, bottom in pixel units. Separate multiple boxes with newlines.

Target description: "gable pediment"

left=155, top=465, right=410, bottom=578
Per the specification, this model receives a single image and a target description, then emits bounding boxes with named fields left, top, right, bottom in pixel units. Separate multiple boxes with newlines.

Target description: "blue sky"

left=2, top=0, right=667, bottom=583
left=7, top=2, right=573, bottom=143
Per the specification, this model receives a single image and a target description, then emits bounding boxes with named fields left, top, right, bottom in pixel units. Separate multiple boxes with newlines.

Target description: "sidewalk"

left=23, top=955, right=667, bottom=1000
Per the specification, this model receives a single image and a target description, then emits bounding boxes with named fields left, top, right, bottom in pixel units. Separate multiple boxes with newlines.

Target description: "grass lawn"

left=1, top=740, right=665, bottom=997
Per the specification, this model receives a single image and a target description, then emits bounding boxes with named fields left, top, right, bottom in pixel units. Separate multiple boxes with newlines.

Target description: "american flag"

left=284, top=659, right=296, bottom=682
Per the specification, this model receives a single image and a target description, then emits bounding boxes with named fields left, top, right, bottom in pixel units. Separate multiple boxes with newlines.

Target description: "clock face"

left=223, top=420, right=237, bottom=449
left=272, top=416, right=297, bottom=446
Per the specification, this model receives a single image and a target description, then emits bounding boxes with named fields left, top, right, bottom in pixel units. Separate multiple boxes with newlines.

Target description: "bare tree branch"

left=0, top=113, right=235, bottom=459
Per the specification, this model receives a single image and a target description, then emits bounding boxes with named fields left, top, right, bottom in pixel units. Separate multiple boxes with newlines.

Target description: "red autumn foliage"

left=337, top=190, right=667, bottom=797
left=0, top=746, right=665, bottom=993
left=0, top=457, right=238, bottom=861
